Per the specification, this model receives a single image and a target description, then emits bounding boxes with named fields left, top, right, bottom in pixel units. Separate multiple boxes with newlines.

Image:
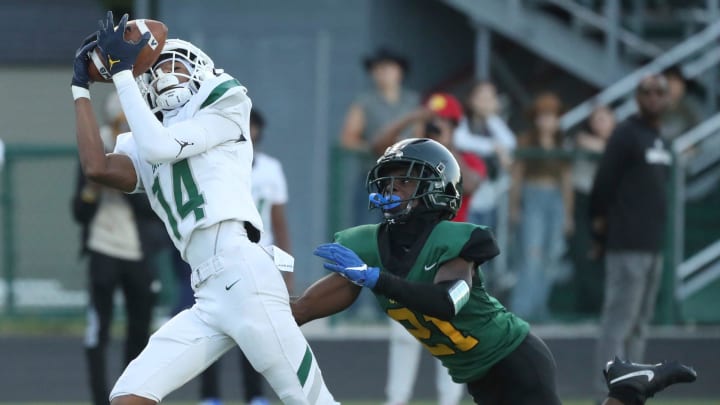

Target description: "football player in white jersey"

left=71, top=12, right=337, bottom=405
left=195, top=109, right=293, bottom=405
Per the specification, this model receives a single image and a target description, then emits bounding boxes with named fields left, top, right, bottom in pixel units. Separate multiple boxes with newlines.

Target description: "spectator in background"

left=341, top=47, right=419, bottom=221
left=589, top=74, right=671, bottom=401
left=453, top=81, right=517, bottom=297
left=509, top=92, right=573, bottom=323
left=71, top=92, right=166, bottom=405
left=341, top=47, right=419, bottom=155
left=661, top=66, right=700, bottom=141
left=340, top=47, right=420, bottom=322
left=373, top=93, right=483, bottom=405
left=571, top=105, right=616, bottom=315
left=453, top=81, right=516, bottom=229
left=173, top=109, right=292, bottom=405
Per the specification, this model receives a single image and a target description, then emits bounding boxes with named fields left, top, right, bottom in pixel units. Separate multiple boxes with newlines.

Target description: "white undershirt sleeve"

left=112, top=70, right=242, bottom=164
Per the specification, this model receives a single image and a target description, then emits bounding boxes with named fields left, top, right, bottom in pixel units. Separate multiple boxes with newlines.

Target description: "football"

left=88, top=19, right=168, bottom=83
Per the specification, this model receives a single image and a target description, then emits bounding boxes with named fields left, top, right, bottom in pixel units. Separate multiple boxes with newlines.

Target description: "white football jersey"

left=251, top=152, right=288, bottom=246
left=115, top=73, right=263, bottom=258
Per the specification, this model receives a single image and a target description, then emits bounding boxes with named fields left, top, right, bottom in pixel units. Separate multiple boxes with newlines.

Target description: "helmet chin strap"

left=154, top=72, right=193, bottom=111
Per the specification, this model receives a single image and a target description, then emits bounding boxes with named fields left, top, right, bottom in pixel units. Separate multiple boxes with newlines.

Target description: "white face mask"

left=154, top=72, right=193, bottom=111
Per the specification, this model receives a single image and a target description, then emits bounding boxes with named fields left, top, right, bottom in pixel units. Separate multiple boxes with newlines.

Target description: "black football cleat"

left=604, top=356, right=697, bottom=401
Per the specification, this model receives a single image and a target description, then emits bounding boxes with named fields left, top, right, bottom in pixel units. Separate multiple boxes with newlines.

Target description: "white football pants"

left=385, top=320, right=464, bottom=405
left=110, top=221, right=337, bottom=405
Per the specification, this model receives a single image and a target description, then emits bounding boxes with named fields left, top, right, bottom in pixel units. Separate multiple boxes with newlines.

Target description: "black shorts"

left=466, top=332, right=561, bottom=405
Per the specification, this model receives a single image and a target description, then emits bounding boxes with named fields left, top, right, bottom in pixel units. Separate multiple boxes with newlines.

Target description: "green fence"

left=1, top=144, right=78, bottom=317
left=327, top=144, right=720, bottom=324
left=2, top=144, right=718, bottom=324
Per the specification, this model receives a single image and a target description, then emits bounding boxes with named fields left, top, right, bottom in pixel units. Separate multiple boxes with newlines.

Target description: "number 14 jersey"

left=115, top=76, right=263, bottom=259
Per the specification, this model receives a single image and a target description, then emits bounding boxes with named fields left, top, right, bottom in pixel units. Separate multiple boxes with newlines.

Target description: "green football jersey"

left=334, top=221, right=529, bottom=383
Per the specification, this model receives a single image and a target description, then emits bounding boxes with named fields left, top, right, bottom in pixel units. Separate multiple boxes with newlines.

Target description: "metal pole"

left=629, top=0, right=646, bottom=35
left=2, top=156, right=15, bottom=316
left=706, top=0, right=719, bottom=114
left=475, top=24, right=492, bottom=81
left=604, top=0, right=620, bottom=79
left=660, top=151, right=683, bottom=323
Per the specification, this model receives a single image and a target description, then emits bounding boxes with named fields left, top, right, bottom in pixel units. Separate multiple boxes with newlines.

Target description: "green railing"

left=1, top=144, right=78, bottom=317
left=1, top=143, right=716, bottom=325
left=327, top=144, right=698, bottom=324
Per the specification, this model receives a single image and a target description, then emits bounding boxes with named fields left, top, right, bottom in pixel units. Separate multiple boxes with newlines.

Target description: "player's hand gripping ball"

left=86, top=11, right=168, bottom=82
left=72, top=33, right=98, bottom=89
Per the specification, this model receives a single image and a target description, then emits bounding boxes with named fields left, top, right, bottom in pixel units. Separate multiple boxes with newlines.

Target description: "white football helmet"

left=136, top=39, right=222, bottom=113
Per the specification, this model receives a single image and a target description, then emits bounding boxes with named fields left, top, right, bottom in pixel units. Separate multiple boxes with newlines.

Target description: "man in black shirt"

left=589, top=74, right=672, bottom=400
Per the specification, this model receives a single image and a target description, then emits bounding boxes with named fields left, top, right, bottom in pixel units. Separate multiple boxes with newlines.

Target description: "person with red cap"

left=371, top=93, right=486, bottom=405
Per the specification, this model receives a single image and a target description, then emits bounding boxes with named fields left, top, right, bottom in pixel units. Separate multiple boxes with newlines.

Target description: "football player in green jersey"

left=292, top=137, right=696, bottom=404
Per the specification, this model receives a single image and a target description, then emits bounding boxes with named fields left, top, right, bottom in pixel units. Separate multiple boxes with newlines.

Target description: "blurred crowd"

left=336, top=47, right=703, bottom=324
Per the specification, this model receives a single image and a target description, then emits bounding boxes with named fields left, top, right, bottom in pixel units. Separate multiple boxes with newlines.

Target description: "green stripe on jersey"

left=296, top=346, right=313, bottom=387
left=200, top=79, right=242, bottom=109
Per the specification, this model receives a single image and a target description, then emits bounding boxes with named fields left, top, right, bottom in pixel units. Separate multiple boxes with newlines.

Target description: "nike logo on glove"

left=225, top=279, right=241, bottom=291
left=610, top=370, right=655, bottom=384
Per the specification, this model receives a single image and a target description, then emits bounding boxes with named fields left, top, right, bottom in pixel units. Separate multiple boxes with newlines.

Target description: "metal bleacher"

left=441, top=0, right=720, bottom=324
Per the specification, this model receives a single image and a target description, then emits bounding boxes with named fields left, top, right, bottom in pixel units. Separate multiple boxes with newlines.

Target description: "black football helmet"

left=366, top=138, right=462, bottom=221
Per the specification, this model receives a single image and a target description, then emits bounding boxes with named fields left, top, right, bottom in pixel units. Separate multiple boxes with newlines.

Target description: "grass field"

left=11, top=401, right=717, bottom=405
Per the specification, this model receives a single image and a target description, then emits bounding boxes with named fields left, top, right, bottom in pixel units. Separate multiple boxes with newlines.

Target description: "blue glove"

left=96, top=11, right=150, bottom=75
left=313, top=243, right=379, bottom=288
left=72, top=33, right=98, bottom=88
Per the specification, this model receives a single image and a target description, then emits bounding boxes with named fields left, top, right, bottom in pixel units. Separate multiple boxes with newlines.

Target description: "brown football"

left=88, top=19, right=168, bottom=83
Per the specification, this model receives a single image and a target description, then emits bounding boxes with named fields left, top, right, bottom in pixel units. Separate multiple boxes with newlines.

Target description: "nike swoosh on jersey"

left=424, top=262, right=438, bottom=271
left=225, top=279, right=241, bottom=291
left=610, top=370, right=655, bottom=385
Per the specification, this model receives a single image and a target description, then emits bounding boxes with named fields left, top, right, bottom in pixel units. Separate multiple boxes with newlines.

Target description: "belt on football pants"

left=186, top=220, right=248, bottom=288
left=190, top=255, right=225, bottom=289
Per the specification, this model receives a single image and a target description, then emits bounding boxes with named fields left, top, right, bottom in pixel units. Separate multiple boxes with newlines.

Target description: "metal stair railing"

left=669, top=115, right=720, bottom=301
left=536, top=0, right=664, bottom=59
left=560, top=20, right=720, bottom=131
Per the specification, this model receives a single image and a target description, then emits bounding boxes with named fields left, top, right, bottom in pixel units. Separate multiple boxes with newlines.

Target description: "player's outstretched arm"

left=72, top=28, right=138, bottom=193
left=74, top=93, right=137, bottom=193
left=314, top=243, right=474, bottom=320
left=291, top=273, right=361, bottom=326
